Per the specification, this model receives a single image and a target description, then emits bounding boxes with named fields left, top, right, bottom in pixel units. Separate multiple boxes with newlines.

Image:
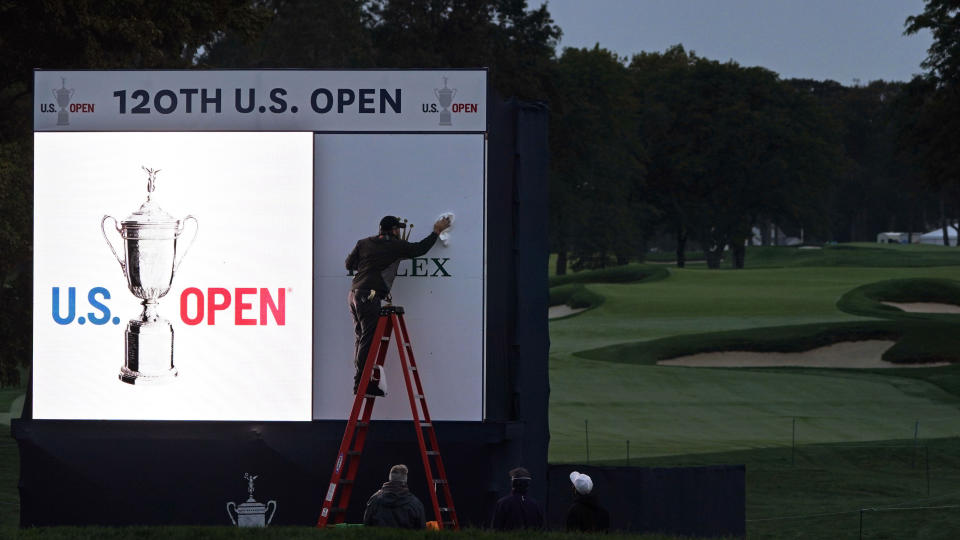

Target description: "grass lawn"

left=550, top=265, right=960, bottom=357
left=549, top=245, right=960, bottom=538
left=550, top=265, right=960, bottom=461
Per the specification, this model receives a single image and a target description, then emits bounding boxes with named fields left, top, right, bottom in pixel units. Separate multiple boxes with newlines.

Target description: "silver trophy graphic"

left=52, top=77, right=75, bottom=126
left=434, top=76, right=457, bottom=126
left=227, top=473, right=277, bottom=527
left=102, top=167, right=198, bottom=384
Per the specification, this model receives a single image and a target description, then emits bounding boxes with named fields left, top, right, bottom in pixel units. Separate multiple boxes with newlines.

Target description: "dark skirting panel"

left=13, top=419, right=525, bottom=527
left=547, top=464, right=746, bottom=537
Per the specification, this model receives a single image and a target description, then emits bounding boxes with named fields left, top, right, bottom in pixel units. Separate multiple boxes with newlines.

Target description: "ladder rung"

left=318, top=312, right=459, bottom=529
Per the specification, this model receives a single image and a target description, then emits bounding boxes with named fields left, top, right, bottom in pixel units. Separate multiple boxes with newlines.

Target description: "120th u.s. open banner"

left=33, top=70, right=487, bottom=421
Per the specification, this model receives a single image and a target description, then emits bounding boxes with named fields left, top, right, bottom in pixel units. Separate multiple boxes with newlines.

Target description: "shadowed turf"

left=549, top=244, right=960, bottom=538
left=550, top=260, right=960, bottom=461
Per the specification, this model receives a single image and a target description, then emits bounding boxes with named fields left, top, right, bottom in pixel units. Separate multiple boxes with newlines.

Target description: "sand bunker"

left=882, top=301, right=960, bottom=314
left=549, top=305, right=587, bottom=319
left=658, top=340, right=949, bottom=369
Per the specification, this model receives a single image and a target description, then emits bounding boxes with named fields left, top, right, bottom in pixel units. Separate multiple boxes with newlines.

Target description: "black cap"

left=379, top=215, right=405, bottom=231
left=509, top=467, right=531, bottom=480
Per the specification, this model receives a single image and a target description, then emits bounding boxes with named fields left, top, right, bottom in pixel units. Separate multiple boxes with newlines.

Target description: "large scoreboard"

left=33, top=70, right=488, bottom=421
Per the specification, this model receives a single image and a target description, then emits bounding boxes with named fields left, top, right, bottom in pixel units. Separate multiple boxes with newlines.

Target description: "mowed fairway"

left=549, top=262, right=960, bottom=462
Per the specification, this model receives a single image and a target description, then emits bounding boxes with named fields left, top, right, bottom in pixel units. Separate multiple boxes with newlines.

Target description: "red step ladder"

left=316, top=305, right=459, bottom=529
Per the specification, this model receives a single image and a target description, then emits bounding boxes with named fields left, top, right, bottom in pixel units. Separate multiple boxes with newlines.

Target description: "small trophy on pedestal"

left=226, top=473, right=278, bottom=527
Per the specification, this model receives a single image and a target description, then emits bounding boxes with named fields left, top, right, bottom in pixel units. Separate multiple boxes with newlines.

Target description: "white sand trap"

left=882, top=301, right=960, bottom=314
left=549, top=305, right=587, bottom=319
left=658, top=340, right=949, bottom=369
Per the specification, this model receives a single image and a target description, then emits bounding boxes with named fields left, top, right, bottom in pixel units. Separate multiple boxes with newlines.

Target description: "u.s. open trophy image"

left=102, top=167, right=198, bottom=384
left=434, top=76, right=457, bottom=126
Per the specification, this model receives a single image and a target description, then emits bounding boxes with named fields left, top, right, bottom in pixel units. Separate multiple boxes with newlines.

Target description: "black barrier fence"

left=546, top=463, right=746, bottom=537
left=13, top=420, right=747, bottom=537
left=13, top=420, right=526, bottom=527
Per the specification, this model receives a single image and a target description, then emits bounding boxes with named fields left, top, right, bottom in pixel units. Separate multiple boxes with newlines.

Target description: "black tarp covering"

left=484, top=96, right=551, bottom=503
left=547, top=464, right=746, bottom=537
left=13, top=420, right=527, bottom=527
left=13, top=96, right=553, bottom=528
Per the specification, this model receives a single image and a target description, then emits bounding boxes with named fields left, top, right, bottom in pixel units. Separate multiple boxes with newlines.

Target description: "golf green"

left=549, top=265, right=960, bottom=462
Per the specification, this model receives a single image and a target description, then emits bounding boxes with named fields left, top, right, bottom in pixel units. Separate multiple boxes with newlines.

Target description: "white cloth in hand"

left=436, top=212, right=455, bottom=246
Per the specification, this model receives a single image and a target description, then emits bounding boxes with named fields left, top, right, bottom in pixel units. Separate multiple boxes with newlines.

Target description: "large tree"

left=366, top=0, right=561, bottom=101
left=906, top=0, right=960, bottom=86
left=631, top=47, right=840, bottom=268
left=201, top=0, right=375, bottom=67
left=629, top=46, right=702, bottom=267
left=902, top=0, right=960, bottom=243
left=550, top=45, right=647, bottom=273
left=0, top=0, right=272, bottom=386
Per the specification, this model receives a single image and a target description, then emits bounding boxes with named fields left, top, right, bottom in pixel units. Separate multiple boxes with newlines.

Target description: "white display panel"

left=313, top=134, right=485, bottom=421
left=33, top=132, right=313, bottom=420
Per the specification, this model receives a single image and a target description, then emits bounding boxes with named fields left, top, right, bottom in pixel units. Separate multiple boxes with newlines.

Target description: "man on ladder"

left=319, top=214, right=459, bottom=530
left=345, top=214, right=451, bottom=396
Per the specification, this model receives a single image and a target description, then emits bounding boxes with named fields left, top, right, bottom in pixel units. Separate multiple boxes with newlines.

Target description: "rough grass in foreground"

left=0, top=526, right=701, bottom=539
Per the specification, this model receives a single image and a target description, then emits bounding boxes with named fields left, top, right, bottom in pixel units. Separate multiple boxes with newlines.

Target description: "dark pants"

left=348, top=289, right=382, bottom=389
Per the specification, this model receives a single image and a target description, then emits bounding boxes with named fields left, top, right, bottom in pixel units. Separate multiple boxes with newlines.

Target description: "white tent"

left=919, top=225, right=958, bottom=247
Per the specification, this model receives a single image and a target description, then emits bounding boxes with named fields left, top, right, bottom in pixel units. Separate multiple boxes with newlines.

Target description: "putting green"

left=549, top=265, right=960, bottom=461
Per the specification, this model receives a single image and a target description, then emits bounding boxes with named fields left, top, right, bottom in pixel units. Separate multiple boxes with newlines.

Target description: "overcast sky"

left=531, top=0, right=934, bottom=84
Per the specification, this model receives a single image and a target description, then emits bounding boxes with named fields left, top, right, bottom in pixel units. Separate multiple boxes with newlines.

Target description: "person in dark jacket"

left=346, top=214, right=451, bottom=395
left=363, top=464, right=426, bottom=529
left=490, top=467, right=544, bottom=530
left=565, top=471, right=610, bottom=532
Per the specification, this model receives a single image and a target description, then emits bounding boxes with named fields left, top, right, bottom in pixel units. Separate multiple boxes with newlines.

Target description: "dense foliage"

left=2, top=0, right=959, bottom=384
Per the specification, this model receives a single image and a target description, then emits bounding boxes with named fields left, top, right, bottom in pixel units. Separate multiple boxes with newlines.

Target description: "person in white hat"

left=565, top=470, right=609, bottom=532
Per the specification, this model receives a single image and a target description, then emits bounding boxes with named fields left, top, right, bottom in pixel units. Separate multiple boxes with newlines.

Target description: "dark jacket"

left=565, top=492, right=610, bottom=532
left=491, top=484, right=544, bottom=530
left=346, top=232, right=439, bottom=294
left=363, top=481, right=426, bottom=529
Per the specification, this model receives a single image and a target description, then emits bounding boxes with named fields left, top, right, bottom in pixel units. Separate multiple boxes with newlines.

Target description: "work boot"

left=354, top=382, right=385, bottom=397
left=365, top=382, right=386, bottom=397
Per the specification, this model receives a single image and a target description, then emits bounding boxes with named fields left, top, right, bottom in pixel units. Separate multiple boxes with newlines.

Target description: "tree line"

left=0, top=0, right=957, bottom=384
